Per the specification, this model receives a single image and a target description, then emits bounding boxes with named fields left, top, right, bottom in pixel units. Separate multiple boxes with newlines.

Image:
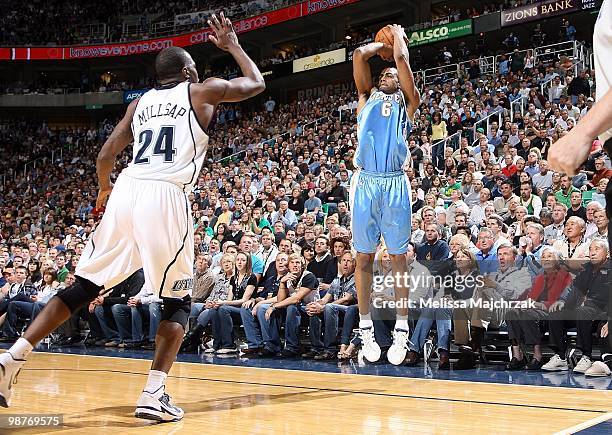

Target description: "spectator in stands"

left=589, top=208, right=608, bottom=242
left=306, top=236, right=336, bottom=293
left=93, top=269, right=145, bottom=347
left=190, top=254, right=215, bottom=319
left=515, top=223, right=546, bottom=278
left=542, top=239, right=611, bottom=373
left=505, top=246, right=572, bottom=370
left=532, top=160, right=553, bottom=196
left=0, top=266, right=36, bottom=322
left=544, top=203, right=567, bottom=245
left=304, top=251, right=357, bottom=360
left=587, top=158, right=612, bottom=189
left=272, top=200, right=298, bottom=231
left=241, top=252, right=289, bottom=356
left=416, top=223, right=450, bottom=264
left=211, top=251, right=257, bottom=355
left=494, top=180, right=518, bottom=215
left=552, top=216, right=591, bottom=268
left=455, top=245, right=531, bottom=369
left=264, top=253, right=319, bottom=357
left=117, top=285, right=163, bottom=349
left=181, top=253, right=235, bottom=353
left=0, top=268, right=60, bottom=341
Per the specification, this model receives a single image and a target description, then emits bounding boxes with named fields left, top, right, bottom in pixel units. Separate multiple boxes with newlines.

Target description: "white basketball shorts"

left=76, top=173, right=194, bottom=299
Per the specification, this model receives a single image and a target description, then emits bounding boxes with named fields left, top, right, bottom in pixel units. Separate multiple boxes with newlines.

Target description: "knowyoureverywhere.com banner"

left=1, top=0, right=359, bottom=61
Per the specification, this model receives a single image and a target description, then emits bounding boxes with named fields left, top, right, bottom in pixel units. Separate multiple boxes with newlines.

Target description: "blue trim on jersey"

left=355, top=90, right=412, bottom=173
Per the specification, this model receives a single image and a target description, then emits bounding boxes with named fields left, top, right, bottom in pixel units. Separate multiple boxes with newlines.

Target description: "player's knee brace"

left=56, top=276, right=103, bottom=314
left=161, top=297, right=191, bottom=329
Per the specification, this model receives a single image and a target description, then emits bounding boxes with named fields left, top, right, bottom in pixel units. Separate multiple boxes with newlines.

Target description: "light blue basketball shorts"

left=349, top=169, right=412, bottom=255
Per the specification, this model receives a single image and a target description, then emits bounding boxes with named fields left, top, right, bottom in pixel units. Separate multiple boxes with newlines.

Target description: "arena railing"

left=417, top=55, right=497, bottom=89
left=216, top=114, right=332, bottom=164
left=0, top=147, right=66, bottom=188
left=473, top=110, right=503, bottom=140
left=121, top=0, right=300, bottom=41
left=510, top=95, right=528, bottom=123
left=533, top=40, right=585, bottom=72
left=539, top=75, right=557, bottom=97
left=430, top=130, right=462, bottom=171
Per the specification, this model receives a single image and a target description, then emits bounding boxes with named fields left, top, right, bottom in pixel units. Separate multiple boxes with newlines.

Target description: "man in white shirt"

left=256, top=233, right=279, bottom=275
left=531, top=160, right=554, bottom=195
left=264, top=97, right=276, bottom=112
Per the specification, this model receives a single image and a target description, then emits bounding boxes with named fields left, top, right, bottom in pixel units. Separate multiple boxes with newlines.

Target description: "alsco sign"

left=408, top=19, right=473, bottom=47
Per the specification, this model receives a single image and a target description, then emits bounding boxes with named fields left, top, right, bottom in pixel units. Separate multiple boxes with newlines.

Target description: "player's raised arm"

left=388, top=24, right=420, bottom=120
left=353, top=42, right=389, bottom=114
left=195, top=12, right=265, bottom=105
left=96, top=98, right=138, bottom=208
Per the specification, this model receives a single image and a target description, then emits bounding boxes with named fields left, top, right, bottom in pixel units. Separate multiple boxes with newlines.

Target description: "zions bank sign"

left=501, top=0, right=579, bottom=26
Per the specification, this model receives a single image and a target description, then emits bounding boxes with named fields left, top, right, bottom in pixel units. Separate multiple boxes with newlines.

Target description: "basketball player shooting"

left=351, top=24, right=420, bottom=365
left=0, top=12, right=264, bottom=422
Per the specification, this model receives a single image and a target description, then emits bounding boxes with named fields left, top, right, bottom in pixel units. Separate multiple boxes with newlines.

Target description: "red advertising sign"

left=0, top=0, right=358, bottom=61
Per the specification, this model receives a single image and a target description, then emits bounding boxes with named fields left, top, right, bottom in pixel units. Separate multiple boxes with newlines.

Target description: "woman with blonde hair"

left=210, top=251, right=257, bottom=354
left=406, top=235, right=470, bottom=369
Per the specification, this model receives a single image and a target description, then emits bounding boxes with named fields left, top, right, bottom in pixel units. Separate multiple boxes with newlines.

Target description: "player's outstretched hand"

left=96, top=184, right=113, bottom=209
left=208, top=12, right=239, bottom=52
left=548, top=131, right=592, bottom=176
left=388, top=24, right=409, bottom=45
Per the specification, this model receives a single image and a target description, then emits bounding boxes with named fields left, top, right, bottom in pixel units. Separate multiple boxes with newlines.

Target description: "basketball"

left=375, top=26, right=394, bottom=47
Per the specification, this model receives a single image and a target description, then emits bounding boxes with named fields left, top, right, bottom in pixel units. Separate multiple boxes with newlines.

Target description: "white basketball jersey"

left=123, top=81, right=208, bottom=192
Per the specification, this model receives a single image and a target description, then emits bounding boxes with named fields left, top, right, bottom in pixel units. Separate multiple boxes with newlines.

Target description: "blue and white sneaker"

left=135, top=386, right=184, bottom=422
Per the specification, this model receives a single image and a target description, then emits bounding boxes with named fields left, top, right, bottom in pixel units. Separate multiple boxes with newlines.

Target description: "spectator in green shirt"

left=55, top=254, right=69, bottom=283
left=554, top=174, right=579, bottom=208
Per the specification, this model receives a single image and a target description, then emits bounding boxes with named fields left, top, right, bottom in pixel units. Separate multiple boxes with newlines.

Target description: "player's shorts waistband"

left=358, top=169, right=405, bottom=178
left=119, top=173, right=187, bottom=193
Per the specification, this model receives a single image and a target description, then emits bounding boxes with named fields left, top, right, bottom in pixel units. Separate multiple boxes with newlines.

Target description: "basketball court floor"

left=1, top=345, right=611, bottom=434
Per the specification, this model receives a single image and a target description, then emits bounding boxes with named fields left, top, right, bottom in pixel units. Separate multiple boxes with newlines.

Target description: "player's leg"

left=133, top=180, right=192, bottom=421
left=0, top=177, right=139, bottom=407
left=349, top=170, right=383, bottom=362
left=380, top=173, right=412, bottom=365
left=135, top=298, right=188, bottom=422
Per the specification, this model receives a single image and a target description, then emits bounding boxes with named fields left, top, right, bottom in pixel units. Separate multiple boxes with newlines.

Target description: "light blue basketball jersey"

left=355, top=89, right=412, bottom=173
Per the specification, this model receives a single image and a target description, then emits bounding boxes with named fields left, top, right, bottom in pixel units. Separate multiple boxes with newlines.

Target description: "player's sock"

left=359, top=312, right=373, bottom=329
left=394, top=315, right=409, bottom=331
left=8, top=338, right=33, bottom=361
left=144, top=370, right=167, bottom=394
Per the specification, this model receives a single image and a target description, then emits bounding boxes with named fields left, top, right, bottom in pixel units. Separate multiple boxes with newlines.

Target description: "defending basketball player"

left=0, top=13, right=264, bottom=421
left=351, top=24, right=420, bottom=365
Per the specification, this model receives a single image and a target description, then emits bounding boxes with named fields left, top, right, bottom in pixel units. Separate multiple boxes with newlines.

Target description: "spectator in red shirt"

left=504, top=247, right=572, bottom=371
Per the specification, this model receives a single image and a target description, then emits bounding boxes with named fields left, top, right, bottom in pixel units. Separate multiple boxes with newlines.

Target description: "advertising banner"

left=123, top=89, right=148, bottom=103
left=501, top=0, right=580, bottom=27
left=1, top=0, right=359, bottom=61
left=407, top=19, right=473, bottom=47
left=292, top=48, right=346, bottom=73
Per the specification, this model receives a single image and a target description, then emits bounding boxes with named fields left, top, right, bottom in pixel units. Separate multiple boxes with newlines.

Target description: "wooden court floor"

left=2, top=352, right=611, bottom=434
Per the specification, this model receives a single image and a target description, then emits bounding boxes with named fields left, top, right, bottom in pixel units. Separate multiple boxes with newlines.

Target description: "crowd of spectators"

left=0, top=28, right=611, bottom=375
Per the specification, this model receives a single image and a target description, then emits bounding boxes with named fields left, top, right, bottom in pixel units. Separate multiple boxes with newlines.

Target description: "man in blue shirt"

left=475, top=228, right=498, bottom=275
